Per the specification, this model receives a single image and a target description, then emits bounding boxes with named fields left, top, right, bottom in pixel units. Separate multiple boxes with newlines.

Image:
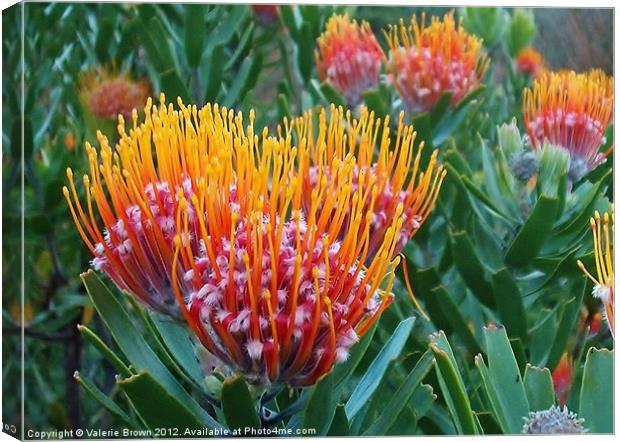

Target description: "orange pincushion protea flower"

left=316, top=14, right=384, bottom=106
left=578, top=208, right=614, bottom=338
left=386, top=12, right=488, bottom=114
left=302, top=108, right=445, bottom=260
left=516, top=47, right=544, bottom=76
left=523, top=70, right=613, bottom=178
left=64, top=96, right=441, bottom=386
left=80, top=68, right=150, bottom=119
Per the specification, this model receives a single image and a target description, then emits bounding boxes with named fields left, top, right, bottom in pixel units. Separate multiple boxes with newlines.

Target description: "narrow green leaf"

left=363, top=351, right=434, bottom=435
left=547, top=279, right=586, bottom=371
left=184, top=5, right=206, bottom=67
left=327, top=405, right=350, bottom=436
left=505, top=195, right=559, bottom=267
left=206, top=5, right=246, bottom=49
left=221, top=375, right=261, bottom=430
left=523, top=364, right=555, bottom=411
left=297, top=22, right=313, bottom=83
left=302, top=373, right=335, bottom=435
left=319, top=81, right=346, bottom=108
left=579, top=347, right=613, bottom=433
left=333, top=320, right=378, bottom=390
left=118, top=371, right=204, bottom=431
left=74, top=372, right=136, bottom=428
left=450, top=229, right=495, bottom=307
left=77, top=324, right=132, bottom=377
left=204, top=44, right=224, bottom=102
left=482, top=326, right=530, bottom=434
left=429, top=331, right=478, bottom=435
left=159, top=68, right=190, bottom=104
left=431, top=286, right=481, bottom=355
left=429, top=91, right=452, bottom=126
left=490, top=268, right=527, bottom=342
left=150, top=314, right=204, bottom=386
left=345, top=317, right=415, bottom=418
left=363, top=89, right=388, bottom=119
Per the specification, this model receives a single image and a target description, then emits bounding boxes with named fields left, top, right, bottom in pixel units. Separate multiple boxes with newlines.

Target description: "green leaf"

left=77, top=324, right=132, bottom=377
left=490, top=268, right=527, bottom=342
left=450, top=229, right=495, bottom=307
left=363, top=351, right=434, bottom=435
left=363, top=89, right=388, bottom=118
left=316, top=81, right=345, bottom=108
left=345, top=317, right=415, bottom=418
left=74, top=372, right=136, bottom=428
left=478, top=326, right=529, bottom=434
left=159, top=69, right=190, bottom=104
left=505, top=195, right=559, bottom=267
left=221, top=375, right=261, bottom=430
left=431, top=285, right=481, bottom=355
left=429, top=91, right=452, bottom=126
left=204, top=44, right=224, bottom=102
left=523, top=365, right=555, bottom=411
left=333, top=320, right=378, bottom=390
left=80, top=271, right=220, bottom=429
left=223, top=52, right=262, bottom=107
left=302, top=373, right=335, bottom=435
left=206, top=5, right=247, bottom=50
left=547, top=279, right=586, bottom=371
left=579, top=347, right=613, bottom=433
left=184, top=4, right=206, bottom=67
left=327, top=405, right=350, bottom=436
left=118, top=371, right=204, bottom=431
left=150, top=314, right=204, bottom=386
left=297, top=22, right=313, bottom=83
left=429, top=331, right=478, bottom=435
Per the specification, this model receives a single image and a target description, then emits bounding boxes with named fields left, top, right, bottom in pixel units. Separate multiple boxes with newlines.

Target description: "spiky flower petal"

left=523, top=69, right=613, bottom=178
left=79, top=68, right=150, bottom=119
left=316, top=14, right=384, bottom=106
left=386, top=12, right=488, bottom=114
left=65, top=96, right=441, bottom=386
left=577, top=207, right=614, bottom=338
left=522, top=406, right=586, bottom=434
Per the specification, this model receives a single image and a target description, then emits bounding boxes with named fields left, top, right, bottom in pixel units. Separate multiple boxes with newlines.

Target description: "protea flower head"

left=523, top=69, right=613, bottom=181
left=577, top=208, right=614, bottom=338
left=79, top=67, right=150, bottom=119
left=65, top=95, right=440, bottom=387
left=385, top=11, right=488, bottom=114
left=316, top=14, right=385, bottom=106
left=302, top=107, right=445, bottom=260
left=522, top=406, right=586, bottom=434
left=516, top=47, right=544, bottom=77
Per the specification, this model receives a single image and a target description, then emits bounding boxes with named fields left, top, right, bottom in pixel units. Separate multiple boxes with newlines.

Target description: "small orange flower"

left=64, top=133, right=75, bottom=151
left=316, top=14, right=384, bottom=106
left=386, top=12, right=488, bottom=114
left=80, top=68, right=150, bottom=120
left=578, top=208, right=614, bottom=338
left=523, top=70, right=613, bottom=178
left=516, top=47, right=543, bottom=76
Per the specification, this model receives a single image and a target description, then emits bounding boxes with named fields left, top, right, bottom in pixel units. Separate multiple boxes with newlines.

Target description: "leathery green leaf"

left=523, top=364, right=556, bottom=411
left=579, top=348, right=613, bottom=433
left=302, top=373, right=335, bottom=435
left=429, top=331, right=478, bottom=435
left=118, top=371, right=204, bottom=431
left=345, top=317, right=415, bottom=418
left=490, top=268, right=527, bottom=342
left=221, top=374, right=261, bottom=430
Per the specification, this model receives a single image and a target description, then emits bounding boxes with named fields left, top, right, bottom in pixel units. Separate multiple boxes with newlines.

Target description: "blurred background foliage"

left=1, top=2, right=614, bottom=437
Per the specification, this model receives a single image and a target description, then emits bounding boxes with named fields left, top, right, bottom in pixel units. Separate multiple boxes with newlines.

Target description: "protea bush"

left=2, top=3, right=614, bottom=439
